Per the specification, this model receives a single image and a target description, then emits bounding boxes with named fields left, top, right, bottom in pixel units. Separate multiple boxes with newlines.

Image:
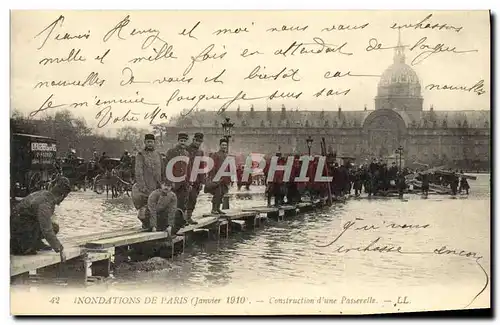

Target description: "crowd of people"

left=10, top=132, right=473, bottom=263
left=260, top=155, right=472, bottom=205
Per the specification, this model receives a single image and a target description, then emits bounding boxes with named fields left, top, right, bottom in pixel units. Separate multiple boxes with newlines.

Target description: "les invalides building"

left=165, top=37, right=490, bottom=170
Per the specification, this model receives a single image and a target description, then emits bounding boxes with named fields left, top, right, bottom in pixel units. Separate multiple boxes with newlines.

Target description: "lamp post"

left=395, top=145, right=404, bottom=171
left=220, top=117, right=234, bottom=211
left=306, top=136, right=313, bottom=156
left=221, top=117, right=234, bottom=152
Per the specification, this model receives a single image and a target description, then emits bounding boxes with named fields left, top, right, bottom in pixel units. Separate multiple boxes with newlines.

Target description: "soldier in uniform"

left=207, top=138, right=230, bottom=214
left=11, top=176, right=71, bottom=263
left=166, top=132, right=197, bottom=226
left=132, top=134, right=163, bottom=229
left=186, top=132, right=205, bottom=223
left=147, top=181, right=178, bottom=233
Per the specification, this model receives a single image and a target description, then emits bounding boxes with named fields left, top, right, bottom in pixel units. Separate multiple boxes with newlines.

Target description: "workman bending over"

left=10, top=176, right=71, bottom=263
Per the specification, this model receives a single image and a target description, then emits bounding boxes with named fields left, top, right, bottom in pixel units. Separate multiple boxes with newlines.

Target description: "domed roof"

left=379, top=62, right=420, bottom=86
left=378, top=30, right=420, bottom=87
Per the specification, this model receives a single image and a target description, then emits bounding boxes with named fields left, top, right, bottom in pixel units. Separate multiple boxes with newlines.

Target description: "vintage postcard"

left=9, top=10, right=491, bottom=315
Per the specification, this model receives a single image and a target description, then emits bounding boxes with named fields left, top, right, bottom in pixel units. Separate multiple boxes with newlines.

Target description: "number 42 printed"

left=49, top=296, right=60, bottom=304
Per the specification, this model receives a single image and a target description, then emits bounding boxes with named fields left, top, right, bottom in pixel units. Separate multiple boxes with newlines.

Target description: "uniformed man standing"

left=132, top=134, right=163, bottom=229
left=11, top=176, right=71, bottom=262
left=186, top=132, right=205, bottom=223
left=166, top=133, right=197, bottom=226
left=207, top=138, right=230, bottom=214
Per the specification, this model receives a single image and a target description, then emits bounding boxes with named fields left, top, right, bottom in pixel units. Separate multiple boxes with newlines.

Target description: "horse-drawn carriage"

left=11, top=133, right=57, bottom=198
left=94, top=157, right=133, bottom=198
left=60, top=156, right=89, bottom=190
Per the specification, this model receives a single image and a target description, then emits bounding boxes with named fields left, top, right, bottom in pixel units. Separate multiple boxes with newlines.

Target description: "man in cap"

left=147, top=180, right=178, bottom=233
left=11, top=176, right=72, bottom=263
left=166, top=132, right=197, bottom=226
left=207, top=138, right=231, bottom=214
left=185, top=132, right=205, bottom=222
left=132, top=133, right=163, bottom=229
left=120, top=150, right=132, bottom=169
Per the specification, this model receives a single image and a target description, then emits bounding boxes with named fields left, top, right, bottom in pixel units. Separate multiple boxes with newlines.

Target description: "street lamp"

left=221, top=117, right=234, bottom=210
left=221, top=117, right=234, bottom=151
left=395, top=145, right=404, bottom=171
left=306, top=136, right=313, bottom=156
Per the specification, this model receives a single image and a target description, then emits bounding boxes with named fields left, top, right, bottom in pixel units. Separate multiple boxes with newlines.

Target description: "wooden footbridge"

left=10, top=198, right=331, bottom=287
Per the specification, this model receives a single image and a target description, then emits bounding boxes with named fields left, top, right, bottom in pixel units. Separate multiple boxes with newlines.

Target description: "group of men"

left=10, top=131, right=231, bottom=261
left=11, top=133, right=474, bottom=261
left=132, top=132, right=231, bottom=235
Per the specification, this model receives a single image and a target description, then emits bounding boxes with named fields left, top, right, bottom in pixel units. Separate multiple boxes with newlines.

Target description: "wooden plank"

left=296, top=202, right=313, bottom=208
left=242, top=207, right=278, bottom=213
left=408, top=179, right=450, bottom=194
left=231, top=220, right=246, bottom=229
left=434, top=170, right=477, bottom=180
left=85, top=232, right=171, bottom=249
left=255, top=212, right=268, bottom=220
left=278, top=205, right=296, bottom=211
left=177, top=216, right=218, bottom=235
left=11, top=247, right=84, bottom=277
left=67, top=227, right=145, bottom=246
left=87, top=251, right=112, bottom=263
left=202, top=211, right=256, bottom=220
left=223, top=211, right=257, bottom=220
left=167, top=236, right=185, bottom=246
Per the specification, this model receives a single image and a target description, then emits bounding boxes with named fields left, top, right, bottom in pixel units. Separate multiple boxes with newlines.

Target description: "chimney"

left=430, top=104, right=434, bottom=111
left=281, top=104, right=286, bottom=113
left=364, top=104, right=367, bottom=111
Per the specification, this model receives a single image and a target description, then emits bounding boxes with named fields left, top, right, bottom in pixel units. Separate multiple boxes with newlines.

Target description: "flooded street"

left=54, top=174, right=490, bottom=310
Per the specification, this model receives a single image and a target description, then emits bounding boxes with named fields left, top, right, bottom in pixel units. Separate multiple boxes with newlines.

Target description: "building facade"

left=164, top=35, right=490, bottom=170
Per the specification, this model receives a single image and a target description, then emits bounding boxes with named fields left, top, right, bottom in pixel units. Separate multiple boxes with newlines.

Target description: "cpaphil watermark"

left=165, top=155, right=334, bottom=183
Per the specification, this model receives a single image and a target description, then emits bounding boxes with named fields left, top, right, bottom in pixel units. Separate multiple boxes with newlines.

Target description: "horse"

left=94, top=168, right=132, bottom=199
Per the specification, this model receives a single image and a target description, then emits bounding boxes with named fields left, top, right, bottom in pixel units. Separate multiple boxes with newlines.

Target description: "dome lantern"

left=394, top=29, right=405, bottom=64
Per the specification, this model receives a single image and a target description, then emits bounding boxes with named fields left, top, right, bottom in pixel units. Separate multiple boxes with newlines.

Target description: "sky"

left=10, top=10, right=490, bottom=132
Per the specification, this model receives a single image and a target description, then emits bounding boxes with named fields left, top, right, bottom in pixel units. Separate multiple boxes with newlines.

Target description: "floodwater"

left=53, top=174, right=490, bottom=310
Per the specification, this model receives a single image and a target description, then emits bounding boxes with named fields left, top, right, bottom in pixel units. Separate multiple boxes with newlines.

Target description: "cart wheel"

left=94, top=179, right=105, bottom=194
left=93, top=175, right=102, bottom=193
left=28, top=172, right=43, bottom=193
